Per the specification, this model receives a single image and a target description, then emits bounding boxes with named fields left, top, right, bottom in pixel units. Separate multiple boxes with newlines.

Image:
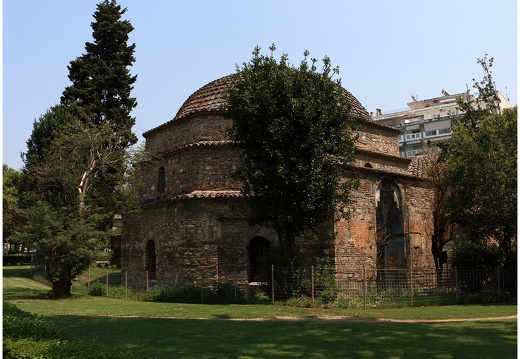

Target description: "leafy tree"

left=14, top=202, right=104, bottom=297
left=23, top=105, right=77, bottom=169
left=16, top=0, right=138, bottom=297
left=420, top=147, right=452, bottom=269
left=224, top=45, right=358, bottom=252
left=61, top=0, right=137, bottom=148
left=441, top=55, right=516, bottom=284
left=444, top=107, right=517, bottom=265
left=3, top=165, right=24, bottom=252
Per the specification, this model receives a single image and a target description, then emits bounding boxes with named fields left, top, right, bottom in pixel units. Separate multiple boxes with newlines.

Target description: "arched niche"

left=247, top=236, right=270, bottom=282
left=157, top=166, right=166, bottom=193
left=375, top=179, right=405, bottom=270
left=145, top=239, right=157, bottom=279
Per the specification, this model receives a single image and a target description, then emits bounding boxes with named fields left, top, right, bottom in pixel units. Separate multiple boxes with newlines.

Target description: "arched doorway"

left=145, top=240, right=157, bottom=279
left=247, top=236, right=270, bottom=282
left=376, top=179, right=405, bottom=270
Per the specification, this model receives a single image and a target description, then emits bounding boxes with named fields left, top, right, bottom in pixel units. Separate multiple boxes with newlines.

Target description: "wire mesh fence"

left=29, top=263, right=513, bottom=307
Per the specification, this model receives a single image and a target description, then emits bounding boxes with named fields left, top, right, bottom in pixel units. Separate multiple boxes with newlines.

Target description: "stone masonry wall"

left=122, top=197, right=332, bottom=289
left=334, top=169, right=435, bottom=282
left=355, top=121, right=400, bottom=157
left=144, top=114, right=232, bottom=156
left=140, top=144, right=242, bottom=201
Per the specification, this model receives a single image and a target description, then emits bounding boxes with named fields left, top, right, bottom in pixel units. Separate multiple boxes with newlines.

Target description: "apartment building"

left=372, top=91, right=512, bottom=157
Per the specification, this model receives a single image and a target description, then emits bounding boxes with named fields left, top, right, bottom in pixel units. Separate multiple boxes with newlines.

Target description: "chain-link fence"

left=29, top=262, right=514, bottom=307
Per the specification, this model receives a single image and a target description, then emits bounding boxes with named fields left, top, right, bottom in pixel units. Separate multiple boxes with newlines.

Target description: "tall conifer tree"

left=61, top=0, right=137, bottom=148
left=16, top=0, right=139, bottom=297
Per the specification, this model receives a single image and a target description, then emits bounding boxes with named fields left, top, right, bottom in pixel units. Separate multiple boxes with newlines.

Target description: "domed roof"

left=144, top=74, right=372, bottom=136
left=174, top=74, right=372, bottom=122
left=173, top=75, right=234, bottom=121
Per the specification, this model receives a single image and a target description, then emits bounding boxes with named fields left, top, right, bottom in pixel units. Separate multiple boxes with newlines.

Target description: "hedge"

left=3, top=255, right=32, bottom=266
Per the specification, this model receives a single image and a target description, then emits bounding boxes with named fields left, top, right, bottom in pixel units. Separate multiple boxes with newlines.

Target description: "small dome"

left=174, top=75, right=234, bottom=121
left=173, top=74, right=371, bottom=122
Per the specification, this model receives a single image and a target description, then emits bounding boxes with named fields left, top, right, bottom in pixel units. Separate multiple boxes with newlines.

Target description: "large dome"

left=173, top=74, right=371, bottom=122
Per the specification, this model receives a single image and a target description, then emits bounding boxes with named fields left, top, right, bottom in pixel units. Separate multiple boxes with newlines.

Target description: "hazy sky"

left=3, top=0, right=517, bottom=170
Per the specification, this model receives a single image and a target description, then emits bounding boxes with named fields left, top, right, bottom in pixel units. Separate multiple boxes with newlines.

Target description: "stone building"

left=121, top=75, right=435, bottom=289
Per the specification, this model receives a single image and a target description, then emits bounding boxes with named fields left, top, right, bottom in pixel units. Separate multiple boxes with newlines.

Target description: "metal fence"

left=36, top=265, right=513, bottom=307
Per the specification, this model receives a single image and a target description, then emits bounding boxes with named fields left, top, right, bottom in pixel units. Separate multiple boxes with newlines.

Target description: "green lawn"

left=3, top=266, right=517, bottom=359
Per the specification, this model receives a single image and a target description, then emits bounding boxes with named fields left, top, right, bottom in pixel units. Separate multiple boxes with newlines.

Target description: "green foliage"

left=260, top=241, right=310, bottom=299
left=3, top=165, right=24, bottom=248
left=441, top=54, right=516, bottom=279
left=13, top=202, right=104, bottom=297
left=3, top=254, right=32, bottom=266
left=16, top=1, right=140, bottom=298
left=3, top=302, right=137, bottom=359
left=88, top=281, right=106, bottom=296
left=224, top=44, right=358, bottom=248
left=3, top=301, right=65, bottom=341
left=139, top=284, right=246, bottom=304
left=314, top=257, right=339, bottom=303
left=22, top=105, right=77, bottom=170
left=61, top=0, right=137, bottom=148
left=450, top=234, right=503, bottom=269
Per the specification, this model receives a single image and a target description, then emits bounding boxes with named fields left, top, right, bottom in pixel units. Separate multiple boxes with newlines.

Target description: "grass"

left=3, top=265, right=518, bottom=358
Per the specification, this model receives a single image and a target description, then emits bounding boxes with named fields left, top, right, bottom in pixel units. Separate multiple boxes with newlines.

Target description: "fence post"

left=201, top=269, right=204, bottom=304
left=30, top=255, right=33, bottom=279
left=497, top=267, right=500, bottom=301
left=88, top=269, right=91, bottom=292
left=271, top=264, right=275, bottom=304
left=311, top=266, right=315, bottom=307
left=146, top=271, right=149, bottom=291
left=363, top=267, right=366, bottom=309
left=234, top=266, right=237, bottom=302
left=125, top=271, right=128, bottom=300
left=455, top=266, right=459, bottom=305
left=410, top=266, right=414, bottom=307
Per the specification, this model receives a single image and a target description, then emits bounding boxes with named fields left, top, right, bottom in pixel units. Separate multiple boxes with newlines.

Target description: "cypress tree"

left=61, top=0, right=137, bottom=148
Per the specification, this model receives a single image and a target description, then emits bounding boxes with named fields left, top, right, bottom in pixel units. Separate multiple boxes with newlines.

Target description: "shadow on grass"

left=48, top=314, right=517, bottom=359
left=3, top=266, right=32, bottom=278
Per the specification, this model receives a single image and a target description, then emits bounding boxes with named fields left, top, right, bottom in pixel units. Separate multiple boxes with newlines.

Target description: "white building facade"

left=373, top=91, right=512, bottom=157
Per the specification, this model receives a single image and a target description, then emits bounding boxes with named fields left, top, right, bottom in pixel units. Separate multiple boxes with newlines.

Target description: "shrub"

left=88, top=281, right=106, bottom=296
left=208, top=283, right=246, bottom=304
left=314, top=257, right=339, bottom=304
left=3, top=301, right=65, bottom=341
left=3, top=254, right=32, bottom=266
left=251, top=290, right=271, bottom=304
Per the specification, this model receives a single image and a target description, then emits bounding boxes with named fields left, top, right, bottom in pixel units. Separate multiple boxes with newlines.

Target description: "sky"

left=3, top=0, right=517, bottom=170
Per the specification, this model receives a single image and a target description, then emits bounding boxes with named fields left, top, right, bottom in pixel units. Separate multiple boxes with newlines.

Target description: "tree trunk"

left=51, top=276, right=73, bottom=298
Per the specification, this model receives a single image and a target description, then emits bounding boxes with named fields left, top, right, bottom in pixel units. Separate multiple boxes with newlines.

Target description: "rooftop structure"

left=372, top=91, right=512, bottom=157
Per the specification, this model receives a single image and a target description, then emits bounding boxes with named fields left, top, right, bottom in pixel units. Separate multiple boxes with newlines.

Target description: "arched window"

left=247, top=237, right=270, bottom=282
left=157, top=166, right=166, bottom=193
left=145, top=240, right=157, bottom=279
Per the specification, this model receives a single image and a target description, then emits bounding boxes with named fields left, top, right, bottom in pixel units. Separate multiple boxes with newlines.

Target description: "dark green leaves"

left=224, top=45, right=357, bottom=247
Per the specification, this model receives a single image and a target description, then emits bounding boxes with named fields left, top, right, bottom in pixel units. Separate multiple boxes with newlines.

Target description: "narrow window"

left=248, top=237, right=270, bottom=282
left=145, top=240, right=157, bottom=279
left=157, top=166, right=166, bottom=193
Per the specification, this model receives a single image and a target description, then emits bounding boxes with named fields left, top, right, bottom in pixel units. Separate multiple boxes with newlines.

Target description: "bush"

left=3, top=301, right=65, bottom=341
left=3, top=254, right=32, bottom=266
left=88, top=281, right=106, bottom=296
left=250, top=290, right=271, bottom=304
left=208, top=283, right=245, bottom=304
left=314, top=257, right=339, bottom=304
